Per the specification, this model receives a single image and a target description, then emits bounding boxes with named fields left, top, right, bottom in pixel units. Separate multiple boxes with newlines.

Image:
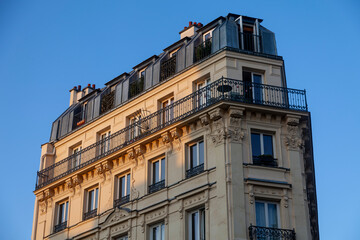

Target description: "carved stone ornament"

left=249, top=185, right=254, bottom=204
left=284, top=125, right=304, bottom=151
left=209, top=108, right=223, bottom=121
left=134, top=144, right=146, bottom=166
left=199, top=114, right=210, bottom=126
left=170, top=128, right=182, bottom=151
left=39, top=200, right=47, bottom=215
left=210, top=118, right=226, bottom=145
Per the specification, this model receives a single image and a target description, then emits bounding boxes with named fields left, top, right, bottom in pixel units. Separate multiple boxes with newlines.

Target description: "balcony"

left=194, top=37, right=212, bottom=63
left=186, top=163, right=204, bottom=179
left=240, top=32, right=261, bottom=52
left=148, top=180, right=165, bottom=194
left=249, top=225, right=296, bottom=240
left=53, top=221, right=67, bottom=233
left=113, top=195, right=130, bottom=208
left=35, top=77, right=307, bottom=190
left=160, top=55, right=176, bottom=81
left=83, top=209, right=97, bottom=221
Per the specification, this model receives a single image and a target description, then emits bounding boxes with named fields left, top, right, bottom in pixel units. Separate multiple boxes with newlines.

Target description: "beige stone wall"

left=33, top=51, right=312, bottom=240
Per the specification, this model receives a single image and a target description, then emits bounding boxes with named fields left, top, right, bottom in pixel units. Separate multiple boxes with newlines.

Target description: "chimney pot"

left=88, top=83, right=91, bottom=87
left=198, top=23, right=201, bottom=27
left=92, top=84, right=95, bottom=89
left=194, top=22, right=197, bottom=25
left=78, top=85, right=81, bottom=91
left=74, top=86, right=77, bottom=90
left=189, top=21, right=192, bottom=26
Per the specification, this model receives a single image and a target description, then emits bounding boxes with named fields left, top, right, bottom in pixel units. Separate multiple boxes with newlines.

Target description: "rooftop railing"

left=160, top=55, right=176, bottom=82
left=194, top=37, right=212, bottom=63
left=35, top=77, right=307, bottom=190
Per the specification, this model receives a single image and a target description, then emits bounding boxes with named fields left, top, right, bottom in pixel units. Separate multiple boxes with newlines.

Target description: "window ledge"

left=243, top=163, right=290, bottom=172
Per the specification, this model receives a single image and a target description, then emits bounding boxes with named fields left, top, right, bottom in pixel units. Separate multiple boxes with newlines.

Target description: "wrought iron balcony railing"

left=148, top=180, right=165, bottom=194
left=129, top=76, right=145, bottom=98
left=240, top=32, right=261, bottom=52
left=35, top=77, right=307, bottom=190
left=186, top=163, right=204, bottom=179
left=160, top=55, right=176, bottom=82
left=249, top=225, right=296, bottom=240
left=253, top=155, right=278, bottom=167
left=194, top=37, right=212, bottom=63
left=53, top=221, right=67, bottom=233
left=113, top=195, right=130, bottom=208
left=83, top=209, right=97, bottom=221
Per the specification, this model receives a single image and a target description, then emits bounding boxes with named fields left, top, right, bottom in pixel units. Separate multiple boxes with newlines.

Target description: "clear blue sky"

left=0, top=0, right=359, bottom=239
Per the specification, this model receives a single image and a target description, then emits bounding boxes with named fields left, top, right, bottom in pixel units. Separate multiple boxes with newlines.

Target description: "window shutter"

left=115, top=82, right=123, bottom=106
left=122, top=78, right=129, bottom=102
left=260, top=26, right=277, bottom=55
left=145, top=65, right=153, bottom=90
left=86, top=98, right=94, bottom=121
left=50, top=120, right=59, bottom=141
left=93, top=94, right=101, bottom=118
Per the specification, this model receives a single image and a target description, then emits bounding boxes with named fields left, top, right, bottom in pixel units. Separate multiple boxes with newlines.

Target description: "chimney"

left=69, top=86, right=78, bottom=106
left=179, top=21, right=200, bottom=39
left=83, top=83, right=94, bottom=96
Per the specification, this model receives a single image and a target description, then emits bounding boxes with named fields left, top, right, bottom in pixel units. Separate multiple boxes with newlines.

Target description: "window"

left=72, top=146, right=82, bottom=168
left=202, top=29, right=214, bottom=42
left=186, top=140, right=204, bottom=178
left=54, top=200, right=68, bottom=233
left=99, top=131, right=111, bottom=155
left=149, top=157, right=165, bottom=193
left=195, top=80, right=210, bottom=108
left=255, top=201, right=280, bottom=228
left=114, top=173, right=130, bottom=207
left=242, top=71, right=263, bottom=103
left=129, top=114, right=142, bottom=140
left=161, top=98, right=174, bottom=125
left=251, top=132, right=276, bottom=167
left=84, top=187, right=98, bottom=220
left=150, top=222, right=165, bottom=240
left=188, top=208, right=205, bottom=240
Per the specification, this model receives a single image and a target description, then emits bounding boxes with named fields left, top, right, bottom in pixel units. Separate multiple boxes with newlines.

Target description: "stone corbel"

left=227, top=107, right=246, bottom=143
left=161, top=132, right=172, bottom=151
left=65, top=178, right=74, bottom=193
left=178, top=200, right=184, bottom=219
left=127, top=148, right=137, bottom=167
left=209, top=107, right=223, bottom=121
left=170, top=127, right=182, bottom=152
left=209, top=108, right=226, bottom=146
left=282, top=189, right=289, bottom=208
left=96, top=164, right=105, bottom=181
left=249, top=185, right=254, bottom=205
left=102, top=160, right=113, bottom=181
left=134, top=144, right=146, bottom=166
left=284, top=115, right=304, bottom=151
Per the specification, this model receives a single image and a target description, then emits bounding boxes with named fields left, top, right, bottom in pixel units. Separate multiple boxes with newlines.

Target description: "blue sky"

left=0, top=0, right=359, bottom=239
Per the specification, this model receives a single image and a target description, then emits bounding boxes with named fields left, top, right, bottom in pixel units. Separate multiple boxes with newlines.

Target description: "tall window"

left=196, top=80, right=209, bottom=108
left=84, top=187, right=98, bottom=220
left=255, top=201, right=279, bottom=228
left=242, top=71, right=263, bottom=103
left=149, top=157, right=165, bottom=193
left=100, top=131, right=111, bottom=155
left=129, top=115, right=142, bottom=140
left=188, top=208, right=205, bottom=240
left=54, top=200, right=68, bottom=233
left=186, top=140, right=204, bottom=178
left=72, top=146, right=82, bottom=168
left=161, top=98, right=174, bottom=125
left=150, top=222, right=165, bottom=240
left=251, top=132, right=276, bottom=167
left=115, top=173, right=130, bottom=207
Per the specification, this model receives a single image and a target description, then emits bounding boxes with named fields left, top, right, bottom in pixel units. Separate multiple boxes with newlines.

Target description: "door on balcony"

left=161, top=97, right=174, bottom=125
left=242, top=25, right=255, bottom=51
left=243, top=71, right=263, bottom=104
left=255, top=201, right=280, bottom=229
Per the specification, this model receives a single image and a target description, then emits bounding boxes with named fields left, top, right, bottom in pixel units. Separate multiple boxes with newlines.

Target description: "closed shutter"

left=260, top=26, right=277, bottom=55
left=122, top=78, right=129, bottom=102
left=115, top=82, right=123, bottom=106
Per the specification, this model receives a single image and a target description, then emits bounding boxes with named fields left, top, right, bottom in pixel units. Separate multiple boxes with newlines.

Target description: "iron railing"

left=253, top=155, right=278, bottom=167
left=160, top=55, right=176, bottom=81
left=101, top=90, right=115, bottom=114
left=113, top=195, right=130, bottom=208
left=194, top=37, right=212, bottom=63
left=240, top=32, right=261, bottom=52
left=249, top=225, right=296, bottom=240
left=129, top=77, right=145, bottom=98
left=83, top=209, right=97, bottom=221
left=54, top=221, right=67, bottom=233
left=186, top=163, right=204, bottom=179
left=148, top=180, right=165, bottom=194
left=35, top=77, right=307, bottom=190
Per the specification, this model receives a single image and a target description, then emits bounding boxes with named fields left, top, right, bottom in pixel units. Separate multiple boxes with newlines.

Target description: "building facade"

left=32, top=13, right=319, bottom=240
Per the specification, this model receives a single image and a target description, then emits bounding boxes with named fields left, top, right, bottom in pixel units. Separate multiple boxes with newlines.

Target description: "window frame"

left=72, top=145, right=82, bottom=168
left=188, top=140, right=204, bottom=170
left=255, top=200, right=281, bottom=229
left=202, top=28, right=214, bottom=42
left=54, top=199, right=69, bottom=233
left=160, top=97, right=174, bottom=125
left=84, top=186, right=99, bottom=218
left=149, top=222, right=165, bottom=240
left=129, top=114, right=142, bottom=140
left=187, top=208, right=206, bottom=240
left=99, top=130, right=111, bottom=155
left=251, top=132, right=275, bottom=157
left=151, top=157, right=166, bottom=184
left=116, top=172, right=131, bottom=200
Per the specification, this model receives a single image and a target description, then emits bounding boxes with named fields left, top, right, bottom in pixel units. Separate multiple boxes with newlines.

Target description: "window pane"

left=192, top=212, right=199, bottom=240
left=126, top=174, right=130, bottom=196
left=263, top=134, right=273, bottom=156
left=161, top=223, right=165, bottom=240
left=251, top=133, right=261, bottom=157
left=267, top=203, right=278, bottom=228
left=161, top=158, right=165, bottom=181
left=65, top=202, right=68, bottom=222
left=200, top=209, right=205, bottom=240
left=89, top=190, right=94, bottom=211
left=255, top=202, right=266, bottom=227
left=94, top=188, right=98, bottom=209
left=153, top=161, right=159, bottom=183
left=190, top=145, right=197, bottom=168
left=120, top=176, right=125, bottom=197
left=199, top=141, right=204, bottom=165
left=59, top=203, right=64, bottom=223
